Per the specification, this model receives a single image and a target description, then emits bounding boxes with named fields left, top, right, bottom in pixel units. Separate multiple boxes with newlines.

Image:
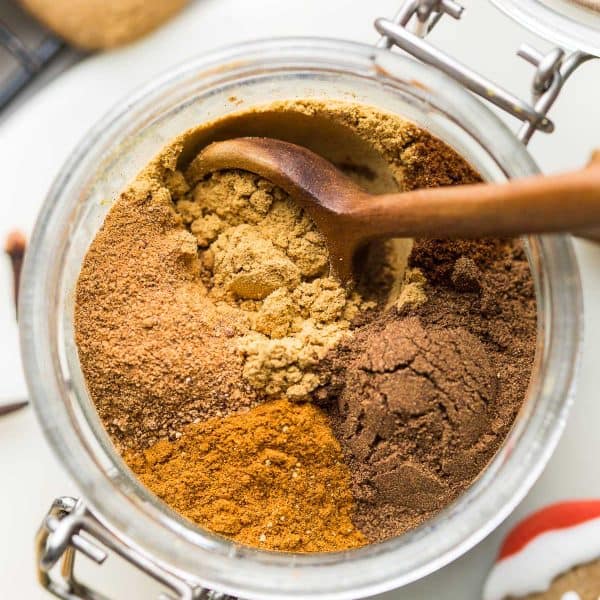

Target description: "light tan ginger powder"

left=175, top=170, right=373, bottom=400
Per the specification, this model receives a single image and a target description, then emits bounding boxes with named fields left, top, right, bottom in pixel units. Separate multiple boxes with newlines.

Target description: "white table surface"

left=1, top=0, right=599, bottom=598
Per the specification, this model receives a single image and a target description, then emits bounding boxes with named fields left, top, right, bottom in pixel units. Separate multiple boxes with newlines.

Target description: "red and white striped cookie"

left=483, top=500, right=600, bottom=600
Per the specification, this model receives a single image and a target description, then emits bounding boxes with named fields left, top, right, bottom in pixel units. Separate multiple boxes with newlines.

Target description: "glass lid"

left=490, top=0, right=600, bottom=56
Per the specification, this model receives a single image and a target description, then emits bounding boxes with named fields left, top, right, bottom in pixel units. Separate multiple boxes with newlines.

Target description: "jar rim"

left=490, top=0, right=600, bottom=56
left=19, top=37, right=582, bottom=599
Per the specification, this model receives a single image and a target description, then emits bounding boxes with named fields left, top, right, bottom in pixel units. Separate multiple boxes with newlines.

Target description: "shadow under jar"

left=20, top=39, right=582, bottom=600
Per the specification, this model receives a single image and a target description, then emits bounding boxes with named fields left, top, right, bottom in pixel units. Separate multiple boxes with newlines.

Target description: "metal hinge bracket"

left=375, top=0, right=596, bottom=144
left=36, top=497, right=234, bottom=600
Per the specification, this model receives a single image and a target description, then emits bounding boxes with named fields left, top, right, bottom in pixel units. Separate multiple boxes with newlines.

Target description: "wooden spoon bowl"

left=191, top=138, right=600, bottom=283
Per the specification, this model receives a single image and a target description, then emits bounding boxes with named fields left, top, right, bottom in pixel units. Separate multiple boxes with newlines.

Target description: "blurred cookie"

left=19, top=0, right=189, bottom=50
left=484, top=501, right=600, bottom=599
left=571, top=0, right=600, bottom=11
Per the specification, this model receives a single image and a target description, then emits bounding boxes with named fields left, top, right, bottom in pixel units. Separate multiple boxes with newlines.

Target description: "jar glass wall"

left=491, top=0, right=600, bottom=56
left=19, top=39, right=582, bottom=599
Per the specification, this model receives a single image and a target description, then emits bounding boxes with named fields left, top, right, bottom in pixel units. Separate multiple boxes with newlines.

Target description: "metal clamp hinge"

left=375, top=0, right=596, bottom=144
left=36, top=496, right=235, bottom=600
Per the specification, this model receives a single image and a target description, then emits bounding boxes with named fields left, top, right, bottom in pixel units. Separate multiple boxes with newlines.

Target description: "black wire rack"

left=0, top=2, right=63, bottom=111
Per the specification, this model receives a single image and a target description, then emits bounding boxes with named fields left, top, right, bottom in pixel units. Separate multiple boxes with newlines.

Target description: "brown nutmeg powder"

left=323, top=239, right=536, bottom=543
left=126, top=399, right=365, bottom=552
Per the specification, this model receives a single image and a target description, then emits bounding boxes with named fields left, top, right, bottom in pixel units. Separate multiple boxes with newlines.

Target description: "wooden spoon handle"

left=573, top=151, right=600, bottom=241
left=352, top=154, right=600, bottom=241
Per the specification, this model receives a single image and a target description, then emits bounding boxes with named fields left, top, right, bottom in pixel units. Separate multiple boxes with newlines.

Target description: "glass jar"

left=20, top=38, right=582, bottom=599
left=491, top=0, right=600, bottom=56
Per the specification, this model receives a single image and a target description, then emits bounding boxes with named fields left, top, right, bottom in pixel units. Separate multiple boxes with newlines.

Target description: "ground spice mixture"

left=323, top=240, right=536, bottom=542
left=126, top=399, right=365, bottom=552
left=75, top=99, right=536, bottom=552
left=175, top=169, right=375, bottom=401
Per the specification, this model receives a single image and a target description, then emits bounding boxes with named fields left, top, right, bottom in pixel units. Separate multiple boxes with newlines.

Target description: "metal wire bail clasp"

left=376, top=0, right=463, bottom=45
left=374, top=0, right=596, bottom=144
left=516, top=45, right=594, bottom=143
left=36, top=496, right=235, bottom=600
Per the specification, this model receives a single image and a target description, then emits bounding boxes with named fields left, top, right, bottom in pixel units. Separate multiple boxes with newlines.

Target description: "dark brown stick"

left=4, top=230, right=26, bottom=319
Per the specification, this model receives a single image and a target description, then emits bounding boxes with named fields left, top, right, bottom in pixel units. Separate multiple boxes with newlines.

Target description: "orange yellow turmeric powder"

left=125, top=399, right=365, bottom=552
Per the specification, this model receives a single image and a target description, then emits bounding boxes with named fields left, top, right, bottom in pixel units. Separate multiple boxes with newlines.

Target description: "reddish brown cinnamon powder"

left=74, top=172, right=259, bottom=453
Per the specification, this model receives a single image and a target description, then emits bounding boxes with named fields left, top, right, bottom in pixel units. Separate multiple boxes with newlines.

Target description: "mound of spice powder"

left=126, top=399, right=365, bottom=552
left=324, top=239, right=536, bottom=543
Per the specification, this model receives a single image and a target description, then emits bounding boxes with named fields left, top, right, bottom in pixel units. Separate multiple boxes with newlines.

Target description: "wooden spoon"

left=191, top=137, right=600, bottom=283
